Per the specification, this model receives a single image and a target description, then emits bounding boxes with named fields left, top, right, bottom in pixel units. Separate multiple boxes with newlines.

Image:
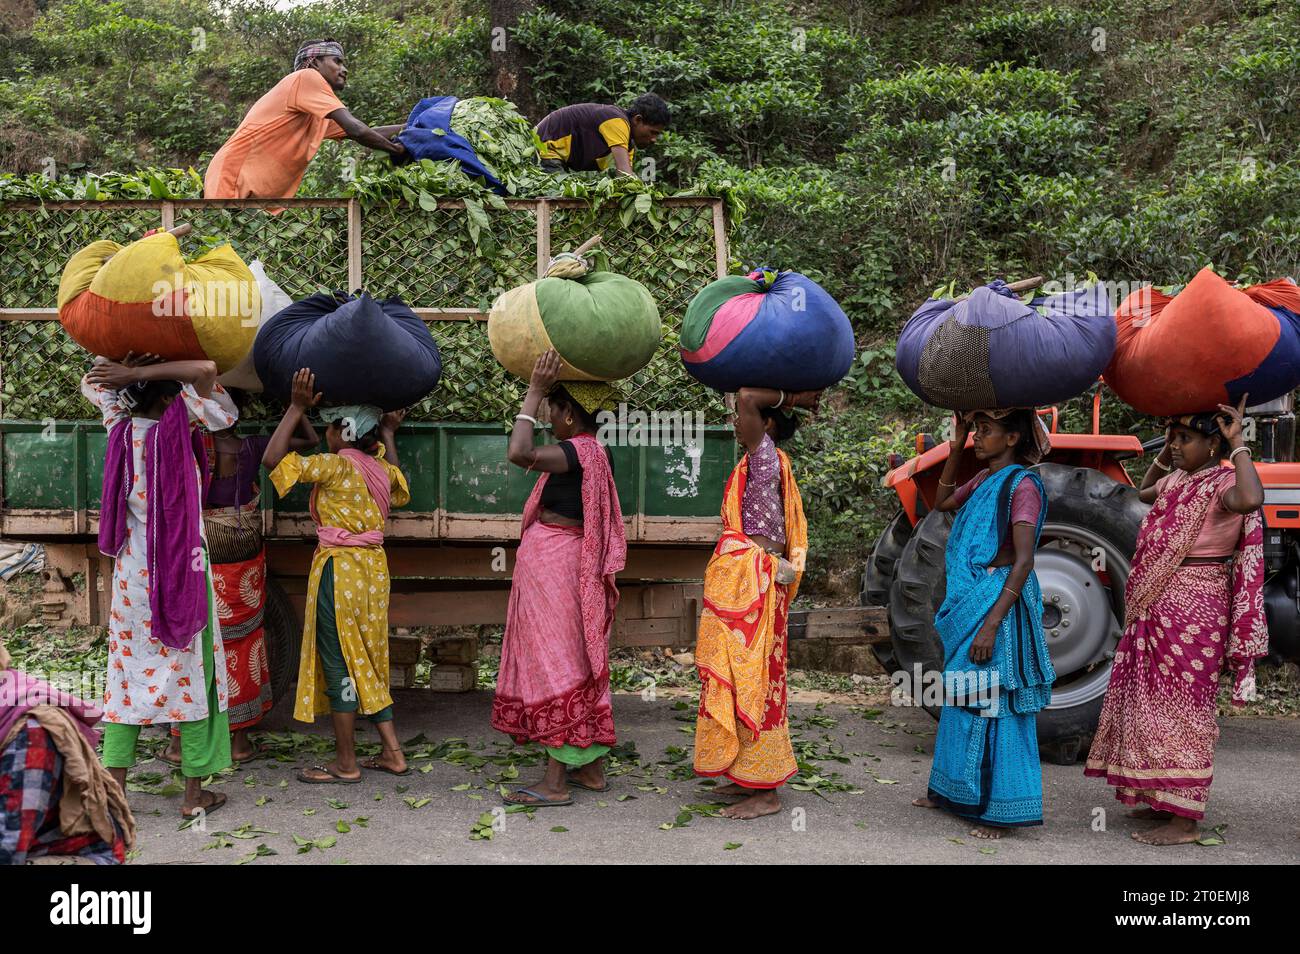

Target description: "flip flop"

left=502, top=787, right=573, bottom=808
left=361, top=757, right=412, bottom=777
left=155, top=750, right=182, bottom=767
left=565, top=772, right=611, bottom=793
left=297, top=764, right=363, bottom=785
left=181, top=791, right=227, bottom=819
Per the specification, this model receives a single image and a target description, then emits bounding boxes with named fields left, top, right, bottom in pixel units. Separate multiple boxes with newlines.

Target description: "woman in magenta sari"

left=1086, top=396, right=1268, bottom=845
left=494, top=350, right=626, bottom=807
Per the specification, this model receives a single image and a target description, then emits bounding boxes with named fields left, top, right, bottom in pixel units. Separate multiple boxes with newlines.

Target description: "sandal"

left=502, top=787, right=573, bottom=808
left=565, top=772, right=611, bottom=793
left=181, top=791, right=227, bottom=819
left=297, top=764, right=362, bottom=785
left=361, top=756, right=412, bottom=777
left=233, top=744, right=270, bottom=764
left=155, top=749, right=182, bottom=767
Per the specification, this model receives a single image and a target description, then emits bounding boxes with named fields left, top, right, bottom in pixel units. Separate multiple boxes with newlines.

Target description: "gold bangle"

left=1153, top=457, right=1172, bottom=471
left=938, top=478, right=956, bottom=488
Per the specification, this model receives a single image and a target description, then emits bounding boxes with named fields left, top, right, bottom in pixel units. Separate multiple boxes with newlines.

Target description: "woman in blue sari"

left=912, top=409, right=1056, bottom=839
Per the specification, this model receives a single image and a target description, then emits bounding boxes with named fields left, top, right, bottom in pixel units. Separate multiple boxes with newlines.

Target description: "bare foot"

left=969, top=825, right=1008, bottom=839
left=1131, top=818, right=1200, bottom=846
left=719, top=789, right=781, bottom=819
left=713, top=782, right=751, bottom=797
left=912, top=796, right=939, bottom=809
left=1128, top=807, right=1173, bottom=821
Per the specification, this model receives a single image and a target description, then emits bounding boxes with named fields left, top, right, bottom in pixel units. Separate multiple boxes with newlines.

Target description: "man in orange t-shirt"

left=204, top=40, right=406, bottom=200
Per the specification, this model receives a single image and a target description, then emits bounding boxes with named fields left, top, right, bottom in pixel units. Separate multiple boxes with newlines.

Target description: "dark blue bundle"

left=254, top=292, right=442, bottom=412
left=396, top=96, right=505, bottom=193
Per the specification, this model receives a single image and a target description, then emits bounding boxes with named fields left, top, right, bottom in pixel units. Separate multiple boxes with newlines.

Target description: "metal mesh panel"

left=182, top=204, right=348, bottom=300
left=0, top=205, right=162, bottom=308
left=361, top=205, right=537, bottom=310
left=917, top=316, right=997, bottom=410
left=0, top=198, right=727, bottom=424
left=0, top=320, right=95, bottom=419
left=549, top=203, right=728, bottom=422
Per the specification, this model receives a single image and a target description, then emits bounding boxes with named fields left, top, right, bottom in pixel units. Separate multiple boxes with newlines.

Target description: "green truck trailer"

left=0, top=196, right=872, bottom=702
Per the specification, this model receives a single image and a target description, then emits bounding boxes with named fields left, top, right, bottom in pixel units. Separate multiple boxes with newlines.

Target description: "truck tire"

left=885, top=464, right=1145, bottom=764
left=264, top=578, right=300, bottom=706
left=861, top=509, right=913, bottom=671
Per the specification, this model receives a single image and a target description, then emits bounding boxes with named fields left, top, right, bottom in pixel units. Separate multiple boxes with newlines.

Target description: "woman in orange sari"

left=693, top=386, right=819, bottom=819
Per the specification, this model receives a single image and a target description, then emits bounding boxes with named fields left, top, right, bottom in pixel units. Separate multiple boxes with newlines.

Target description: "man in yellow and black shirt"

left=535, top=93, right=671, bottom=176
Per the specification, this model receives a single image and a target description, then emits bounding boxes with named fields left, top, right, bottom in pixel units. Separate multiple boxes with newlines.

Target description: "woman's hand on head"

left=1216, top=394, right=1249, bottom=448
left=529, top=349, right=562, bottom=395
left=290, top=368, right=323, bottom=411
left=380, top=408, right=406, bottom=434
left=952, top=412, right=971, bottom=448
left=85, top=359, right=138, bottom=390
left=120, top=351, right=163, bottom=369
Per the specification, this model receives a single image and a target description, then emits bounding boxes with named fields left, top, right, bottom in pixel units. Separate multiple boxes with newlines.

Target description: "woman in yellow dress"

left=262, top=369, right=411, bottom=783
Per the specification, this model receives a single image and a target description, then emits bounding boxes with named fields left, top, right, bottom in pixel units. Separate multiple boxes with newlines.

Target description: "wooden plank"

left=347, top=198, right=362, bottom=292
left=0, top=309, right=58, bottom=321
left=411, top=308, right=488, bottom=322
left=712, top=199, right=728, bottom=278
left=160, top=201, right=174, bottom=231
left=787, top=606, right=889, bottom=643
left=536, top=199, right=550, bottom=277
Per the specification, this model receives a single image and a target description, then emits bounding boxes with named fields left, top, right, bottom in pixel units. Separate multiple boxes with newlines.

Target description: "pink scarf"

left=1127, top=465, right=1268, bottom=703
left=312, top=448, right=392, bottom=549
left=521, top=433, right=627, bottom=681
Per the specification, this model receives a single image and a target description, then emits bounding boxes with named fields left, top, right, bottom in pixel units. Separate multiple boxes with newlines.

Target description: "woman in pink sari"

left=494, top=350, right=626, bottom=807
left=1085, top=396, right=1268, bottom=845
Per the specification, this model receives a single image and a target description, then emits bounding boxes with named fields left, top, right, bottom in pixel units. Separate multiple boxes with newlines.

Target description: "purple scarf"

left=0, top=669, right=103, bottom=749
left=98, top=397, right=209, bottom=650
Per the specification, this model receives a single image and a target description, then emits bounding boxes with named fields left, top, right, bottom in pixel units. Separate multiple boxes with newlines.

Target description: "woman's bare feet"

left=970, top=825, right=1008, bottom=840
left=912, top=796, right=939, bottom=809
left=719, top=789, right=781, bottom=819
left=713, top=782, right=751, bottom=798
left=1131, top=817, right=1200, bottom=846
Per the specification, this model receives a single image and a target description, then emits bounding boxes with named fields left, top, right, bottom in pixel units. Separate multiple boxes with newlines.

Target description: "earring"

left=566, top=416, right=574, bottom=426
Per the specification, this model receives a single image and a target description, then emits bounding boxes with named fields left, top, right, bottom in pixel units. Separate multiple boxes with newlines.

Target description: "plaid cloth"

left=0, top=719, right=124, bottom=865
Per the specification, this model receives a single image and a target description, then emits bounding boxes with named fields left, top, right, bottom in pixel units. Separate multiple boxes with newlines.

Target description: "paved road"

left=124, top=690, right=1300, bottom=865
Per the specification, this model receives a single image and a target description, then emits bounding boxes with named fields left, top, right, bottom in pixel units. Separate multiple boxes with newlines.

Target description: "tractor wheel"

left=861, top=509, right=914, bottom=671
left=885, top=464, right=1145, bottom=764
left=264, top=578, right=301, bottom=706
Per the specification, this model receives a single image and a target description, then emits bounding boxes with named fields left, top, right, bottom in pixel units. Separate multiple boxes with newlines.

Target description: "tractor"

left=861, top=389, right=1300, bottom=764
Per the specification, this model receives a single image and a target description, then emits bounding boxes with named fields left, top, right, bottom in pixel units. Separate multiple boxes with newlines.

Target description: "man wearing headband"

left=205, top=39, right=406, bottom=200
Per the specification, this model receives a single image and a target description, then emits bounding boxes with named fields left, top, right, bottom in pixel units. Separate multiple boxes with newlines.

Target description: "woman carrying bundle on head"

left=82, top=352, right=238, bottom=820
left=494, top=350, right=626, bottom=808
left=1086, top=396, right=1267, bottom=846
left=262, top=370, right=411, bottom=784
left=693, top=386, right=820, bottom=820
left=161, top=390, right=317, bottom=767
left=912, top=408, right=1056, bottom=839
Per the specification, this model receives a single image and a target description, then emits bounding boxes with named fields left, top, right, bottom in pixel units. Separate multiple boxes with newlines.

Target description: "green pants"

left=102, top=574, right=231, bottom=778
left=548, top=744, right=610, bottom=767
left=316, top=557, right=392, bottom=723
